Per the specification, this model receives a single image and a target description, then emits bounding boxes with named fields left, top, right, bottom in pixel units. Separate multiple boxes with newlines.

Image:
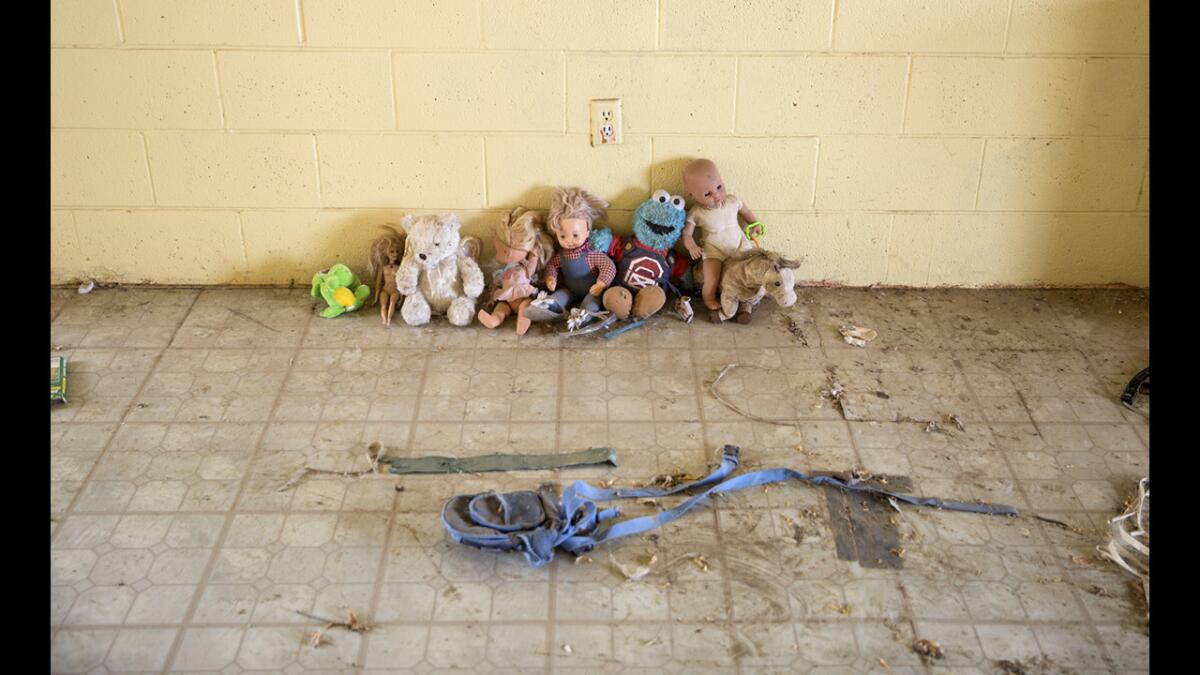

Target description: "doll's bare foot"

left=515, top=306, right=532, bottom=336
left=477, top=309, right=502, bottom=329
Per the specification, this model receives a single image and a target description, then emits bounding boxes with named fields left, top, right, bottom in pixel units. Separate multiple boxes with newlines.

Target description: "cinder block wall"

left=51, top=0, right=1148, bottom=287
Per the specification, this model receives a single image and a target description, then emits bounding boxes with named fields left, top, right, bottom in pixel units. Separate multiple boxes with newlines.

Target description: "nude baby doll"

left=525, top=186, right=616, bottom=323
left=367, top=224, right=406, bottom=327
left=680, top=159, right=764, bottom=322
left=476, top=207, right=555, bottom=336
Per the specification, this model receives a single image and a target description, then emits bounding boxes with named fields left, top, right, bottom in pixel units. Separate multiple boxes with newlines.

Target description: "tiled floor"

left=50, top=286, right=1150, bottom=674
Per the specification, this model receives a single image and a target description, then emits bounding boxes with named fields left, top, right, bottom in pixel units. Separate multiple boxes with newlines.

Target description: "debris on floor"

left=1097, top=476, right=1149, bottom=618
left=278, top=441, right=387, bottom=492
left=1119, top=366, right=1150, bottom=417
left=442, top=445, right=1018, bottom=568
left=50, top=356, right=68, bottom=404
left=710, top=363, right=803, bottom=426
left=296, top=608, right=373, bottom=646
left=825, top=602, right=851, bottom=616
left=77, top=280, right=94, bottom=294
left=838, top=324, right=877, bottom=347
left=777, top=312, right=809, bottom=346
left=911, top=638, right=943, bottom=664
left=612, top=552, right=658, bottom=581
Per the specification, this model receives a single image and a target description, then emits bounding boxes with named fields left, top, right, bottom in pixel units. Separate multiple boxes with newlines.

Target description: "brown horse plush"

left=696, top=248, right=801, bottom=323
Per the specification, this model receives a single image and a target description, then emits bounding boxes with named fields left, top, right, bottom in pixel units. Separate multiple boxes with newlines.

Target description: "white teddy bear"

left=395, top=213, right=485, bottom=326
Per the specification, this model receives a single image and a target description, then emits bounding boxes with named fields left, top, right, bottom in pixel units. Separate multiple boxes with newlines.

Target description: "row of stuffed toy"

left=313, top=159, right=801, bottom=335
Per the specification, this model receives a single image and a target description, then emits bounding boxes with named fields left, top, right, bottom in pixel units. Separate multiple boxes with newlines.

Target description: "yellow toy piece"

left=333, top=286, right=357, bottom=307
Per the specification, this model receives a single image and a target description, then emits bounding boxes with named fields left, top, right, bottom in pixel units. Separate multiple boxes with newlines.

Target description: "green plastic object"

left=743, top=221, right=766, bottom=241
left=380, top=447, right=618, bottom=475
left=311, top=264, right=370, bottom=318
left=50, top=356, right=67, bottom=403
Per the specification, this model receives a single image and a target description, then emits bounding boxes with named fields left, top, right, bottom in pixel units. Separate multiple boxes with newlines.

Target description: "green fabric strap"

left=381, top=447, right=618, bottom=475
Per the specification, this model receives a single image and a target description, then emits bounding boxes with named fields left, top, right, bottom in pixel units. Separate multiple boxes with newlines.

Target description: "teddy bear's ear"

left=400, top=214, right=414, bottom=229
left=440, top=213, right=461, bottom=230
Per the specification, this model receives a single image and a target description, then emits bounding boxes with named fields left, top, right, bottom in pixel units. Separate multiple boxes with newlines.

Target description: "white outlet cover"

left=590, top=98, right=622, bottom=147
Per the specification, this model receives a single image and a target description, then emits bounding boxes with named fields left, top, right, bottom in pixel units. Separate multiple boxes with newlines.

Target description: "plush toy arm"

left=458, top=255, right=485, bottom=299
left=396, top=258, right=420, bottom=296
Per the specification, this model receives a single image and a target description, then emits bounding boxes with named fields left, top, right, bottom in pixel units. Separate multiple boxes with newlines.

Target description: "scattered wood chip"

left=945, top=413, right=966, bottom=431
left=911, top=638, right=944, bottom=664
left=561, top=644, right=572, bottom=655
left=306, top=630, right=328, bottom=648
left=1088, top=585, right=1112, bottom=597
left=643, top=635, right=663, bottom=647
left=825, top=603, right=851, bottom=616
left=693, top=554, right=709, bottom=572
left=574, top=555, right=593, bottom=565
left=877, top=657, right=890, bottom=670
left=890, top=547, right=905, bottom=559
left=638, top=497, right=659, bottom=507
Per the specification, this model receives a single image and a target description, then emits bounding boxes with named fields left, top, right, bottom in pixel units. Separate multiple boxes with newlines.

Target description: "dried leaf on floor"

left=911, top=638, right=944, bottom=664
left=306, top=630, right=328, bottom=648
left=574, top=555, right=592, bottom=565
left=825, top=603, right=851, bottom=616
left=693, top=554, right=709, bottom=572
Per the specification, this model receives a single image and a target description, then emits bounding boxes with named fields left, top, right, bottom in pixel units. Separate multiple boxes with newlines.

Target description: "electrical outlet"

left=589, top=98, right=622, bottom=147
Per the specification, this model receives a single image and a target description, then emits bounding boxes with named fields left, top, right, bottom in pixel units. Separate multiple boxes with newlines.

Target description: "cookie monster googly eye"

left=652, top=189, right=670, bottom=203
left=669, top=195, right=685, bottom=211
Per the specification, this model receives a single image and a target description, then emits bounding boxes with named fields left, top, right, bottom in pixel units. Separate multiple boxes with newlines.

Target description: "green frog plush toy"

left=311, top=264, right=370, bottom=318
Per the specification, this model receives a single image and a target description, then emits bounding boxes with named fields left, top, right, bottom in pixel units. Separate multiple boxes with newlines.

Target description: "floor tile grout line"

left=159, top=290, right=314, bottom=674
left=957, top=352, right=1121, bottom=672
left=687, top=328, right=743, bottom=675
left=56, top=291, right=202, bottom=528
left=355, top=332, right=435, bottom=673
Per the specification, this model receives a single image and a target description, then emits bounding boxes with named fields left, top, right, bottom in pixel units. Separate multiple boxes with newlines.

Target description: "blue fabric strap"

left=441, top=445, right=1019, bottom=568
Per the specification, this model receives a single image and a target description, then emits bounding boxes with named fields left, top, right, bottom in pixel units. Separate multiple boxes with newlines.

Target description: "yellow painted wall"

left=50, top=0, right=1148, bottom=287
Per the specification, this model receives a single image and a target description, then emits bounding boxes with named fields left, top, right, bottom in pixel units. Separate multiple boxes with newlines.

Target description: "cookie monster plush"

left=589, top=190, right=691, bottom=320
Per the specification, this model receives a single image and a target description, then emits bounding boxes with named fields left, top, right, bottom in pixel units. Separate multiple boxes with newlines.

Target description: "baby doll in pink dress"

left=477, top=207, right=555, bottom=336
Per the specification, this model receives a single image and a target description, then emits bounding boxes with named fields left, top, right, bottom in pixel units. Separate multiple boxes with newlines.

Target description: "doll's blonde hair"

left=366, top=224, right=406, bottom=280
left=497, top=207, right=554, bottom=273
left=547, top=186, right=607, bottom=236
